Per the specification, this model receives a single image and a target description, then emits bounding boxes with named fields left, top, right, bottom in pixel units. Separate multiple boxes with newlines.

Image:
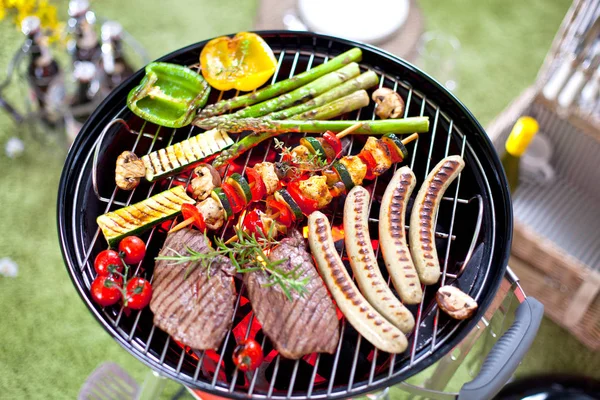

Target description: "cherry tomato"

left=94, top=249, right=123, bottom=276
left=287, top=180, right=319, bottom=215
left=246, top=167, right=266, bottom=202
left=119, top=236, right=146, bottom=265
left=266, top=198, right=293, bottom=227
left=232, top=338, right=263, bottom=372
left=91, top=275, right=123, bottom=307
left=322, top=131, right=343, bottom=158
left=221, top=182, right=245, bottom=214
left=181, top=203, right=206, bottom=231
left=125, top=277, right=153, bottom=310
left=242, top=209, right=265, bottom=236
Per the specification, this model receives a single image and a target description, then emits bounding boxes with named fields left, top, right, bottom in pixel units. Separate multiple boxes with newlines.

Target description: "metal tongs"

left=557, top=37, right=600, bottom=107
left=543, top=0, right=600, bottom=102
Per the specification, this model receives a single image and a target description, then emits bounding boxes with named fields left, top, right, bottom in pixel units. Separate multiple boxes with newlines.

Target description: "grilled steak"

left=244, top=230, right=340, bottom=359
left=150, top=228, right=236, bottom=350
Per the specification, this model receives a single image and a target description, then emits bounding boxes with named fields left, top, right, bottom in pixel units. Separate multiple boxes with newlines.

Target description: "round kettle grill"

left=57, top=31, right=543, bottom=399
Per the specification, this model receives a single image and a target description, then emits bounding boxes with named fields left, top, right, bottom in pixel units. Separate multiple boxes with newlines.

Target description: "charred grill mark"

left=387, top=174, right=413, bottom=242
left=158, top=149, right=173, bottom=170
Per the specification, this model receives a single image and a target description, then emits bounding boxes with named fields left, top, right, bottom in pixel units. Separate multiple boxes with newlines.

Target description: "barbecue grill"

left=57, top=31, right=544, bottom=400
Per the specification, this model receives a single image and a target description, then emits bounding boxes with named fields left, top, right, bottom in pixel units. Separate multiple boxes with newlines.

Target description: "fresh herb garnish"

left=155, top=226, right=309, bottom=300
left=273, top=138, right=335, bottom=180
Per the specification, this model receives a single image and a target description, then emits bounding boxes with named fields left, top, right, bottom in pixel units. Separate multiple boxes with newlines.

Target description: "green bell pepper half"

left=127, top=62, right=210, bottom=128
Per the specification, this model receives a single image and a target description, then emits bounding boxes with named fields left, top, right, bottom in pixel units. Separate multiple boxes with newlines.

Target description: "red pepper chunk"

left=323, top=131, right=343, bottom=158
left=181, top=203, right=206, bottom=231
left=287, top=180, right=319, bottom=215
left=266, top=198, right=293, bottom=227
left=242, top=209, right=265, bottom=236
left=221, top=183, right=245, bottom=214
left=358, top=150, right=377, bottom=181
left=246, top=167, right=267, bottom=202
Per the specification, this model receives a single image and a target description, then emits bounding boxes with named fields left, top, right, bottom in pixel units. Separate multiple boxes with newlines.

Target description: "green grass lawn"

left=0, top=0, right=598, bottom=399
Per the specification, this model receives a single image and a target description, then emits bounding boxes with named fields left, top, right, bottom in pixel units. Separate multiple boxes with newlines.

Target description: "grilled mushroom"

left=190, top=163, right=221, bottom=200
left=196, top=197, right=225, bottom=230
left=372, top=87, right=405, bottom=119
left=436, top=286, right=478, bottom=320
left=115, top=151, right=146, bottom=190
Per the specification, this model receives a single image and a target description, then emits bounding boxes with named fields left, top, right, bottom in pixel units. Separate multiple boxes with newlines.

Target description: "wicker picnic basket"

left=486, top=0, right=600, bottom=350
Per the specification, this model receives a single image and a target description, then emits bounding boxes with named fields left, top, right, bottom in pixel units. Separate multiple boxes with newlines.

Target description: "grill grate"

left=59, top=33, right=509, bottom=399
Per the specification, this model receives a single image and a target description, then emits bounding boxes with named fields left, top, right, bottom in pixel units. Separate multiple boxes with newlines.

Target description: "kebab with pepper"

left=166, top=123, right=421, bottom=239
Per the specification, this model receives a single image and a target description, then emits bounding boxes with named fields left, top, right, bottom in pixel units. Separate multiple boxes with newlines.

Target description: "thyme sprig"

left=273, top=138, right=336, bottom=180
left=155, top=225, right=309, bottom=300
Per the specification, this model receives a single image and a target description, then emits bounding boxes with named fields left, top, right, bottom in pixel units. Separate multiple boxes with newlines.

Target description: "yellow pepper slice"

left=200, top=32, right=277, bottom=92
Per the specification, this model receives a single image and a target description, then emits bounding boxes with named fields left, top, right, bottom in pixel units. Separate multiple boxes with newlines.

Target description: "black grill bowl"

left=57, top=31, right=512, bottom=399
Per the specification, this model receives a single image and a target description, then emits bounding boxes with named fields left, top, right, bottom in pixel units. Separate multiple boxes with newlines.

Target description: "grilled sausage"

left=379, top=167, right=423, bottom=304
left=308, top=211, right=408, bottom=353
left=343, top=186, right=415, bottom=333
left=409, top=156, right=465, bottom=285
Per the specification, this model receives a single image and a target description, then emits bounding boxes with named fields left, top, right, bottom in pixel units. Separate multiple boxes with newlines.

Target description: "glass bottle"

left=68, top=0, right=101, bottom=63
left=500, top=116, right=539, bottom=194
left=22, top=16, right=64, bottom=126
left=65, top=61, right=99, bottom=142
left=100, top=21, right=134, bottom=91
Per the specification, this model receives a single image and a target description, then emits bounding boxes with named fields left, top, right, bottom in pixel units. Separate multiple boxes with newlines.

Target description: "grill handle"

left=457, top=297, right=543, bottom=400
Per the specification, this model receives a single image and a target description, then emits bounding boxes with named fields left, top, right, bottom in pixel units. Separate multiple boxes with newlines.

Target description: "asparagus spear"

left=266, top=71, right=379, bottom=120
left=212, top=117, right=429, bottom=168
left=197, top=48, right=362, bottom=119
left=196, top=63, right=360, bottom=127
left=290, top=90, right=369, bottom=120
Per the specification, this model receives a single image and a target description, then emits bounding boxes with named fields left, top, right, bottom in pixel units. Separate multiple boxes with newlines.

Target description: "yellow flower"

left=2, top=0, right=63, bottom=39
left=36, top=0, right=59, bottom=29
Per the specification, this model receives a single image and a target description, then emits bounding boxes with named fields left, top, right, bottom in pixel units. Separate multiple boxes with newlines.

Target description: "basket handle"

left=457, top=297, right=544, bottom=400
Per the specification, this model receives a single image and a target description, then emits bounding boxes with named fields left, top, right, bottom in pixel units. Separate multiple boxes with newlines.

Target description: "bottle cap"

left=73, top=61, right=96, bottom=81
left=21, top=16, right=41, bottom=36
left=505, top=116, right=539, bottom=156
left=101, top=21, right=123, bottom=41
left=69, top=0, right=90, bottom=17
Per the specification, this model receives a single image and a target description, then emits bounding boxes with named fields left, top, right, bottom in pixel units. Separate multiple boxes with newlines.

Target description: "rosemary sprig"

left=155, top=226, right=309, bottom=300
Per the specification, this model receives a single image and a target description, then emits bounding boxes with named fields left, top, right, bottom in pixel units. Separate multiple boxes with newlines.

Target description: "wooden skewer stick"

left=401, top=132, right=419, bottom=145
left=336, top=122, right=365, bottom=139
left=335, top=122, right=421, bottom=144
left=169, top=217, right=194, bottom=233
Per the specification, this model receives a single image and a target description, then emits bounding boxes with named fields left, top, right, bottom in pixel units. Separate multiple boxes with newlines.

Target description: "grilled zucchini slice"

left=226, top=173, right=252, bottom=203
left=300, top=136, right=327, bottom=162
left=141, top=129, right=233, bottom=181
left=97, top=186, right=194, bottom=246
left=333, top=161, right=355, bottom=191
left=211, top=187, right=233, bottom=219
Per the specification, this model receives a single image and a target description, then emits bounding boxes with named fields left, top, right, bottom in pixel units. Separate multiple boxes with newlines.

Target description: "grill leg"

left=421, top=319, right=488, bottom=392
left=397, top=273, right=522, bottom=399
left=135, top=371, right=167, bottom=400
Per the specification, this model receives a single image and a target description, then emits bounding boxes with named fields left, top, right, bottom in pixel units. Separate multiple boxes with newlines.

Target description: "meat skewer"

left=168, top=125, right=420, bottom=236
